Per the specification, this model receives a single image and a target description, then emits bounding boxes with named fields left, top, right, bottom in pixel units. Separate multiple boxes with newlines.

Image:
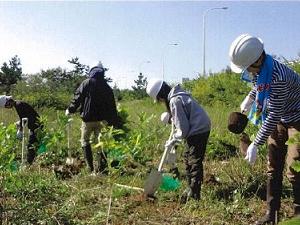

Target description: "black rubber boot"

left=254, top=210, right=278, bottom=225
left=27, top=146, right=36, bottom=165
left=255, top=176, right=281, bottom=225
left=83, top=145, right=94, bottom=172
left=190, top=181, right=201, bottom=201
left=96, top=150, right=108, bottom=175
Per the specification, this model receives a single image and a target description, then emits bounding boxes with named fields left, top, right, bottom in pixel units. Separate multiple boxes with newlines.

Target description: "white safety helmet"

left=146, top=78, right=163, bottom=100
left=160, top=112, right=171, bottom=124
left=0, top=95, right=12, bottom=107
left=229, top=34, right=264, bottom=73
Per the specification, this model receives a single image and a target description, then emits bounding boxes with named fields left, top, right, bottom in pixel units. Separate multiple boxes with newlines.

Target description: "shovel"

left=144, top=123, right=175, bottom=196
left=21, top=118, right=28, bottom=166
left=66, top=118, right=74, bottom=165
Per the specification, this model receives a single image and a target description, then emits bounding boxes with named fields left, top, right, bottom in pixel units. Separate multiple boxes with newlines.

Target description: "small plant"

left=0, top=123, right=20, bottom=171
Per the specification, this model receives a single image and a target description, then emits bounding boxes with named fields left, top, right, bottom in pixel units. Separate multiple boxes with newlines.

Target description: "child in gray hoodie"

left=146, top=79, right=211, bottom=202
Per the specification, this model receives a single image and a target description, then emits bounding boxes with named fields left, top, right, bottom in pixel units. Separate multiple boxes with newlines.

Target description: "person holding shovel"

left=0, top=95, right=42, bottom=165
left=229, top=34, right=300, bottom=224
left=146, top=79, right=211, bottom=203
left=65, top=61, right=120, bottom=175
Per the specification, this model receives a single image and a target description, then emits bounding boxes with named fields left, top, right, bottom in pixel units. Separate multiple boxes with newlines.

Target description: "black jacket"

left=68, top=76, right=119, bottom=126
left=15, top=101, right=41, bottom=131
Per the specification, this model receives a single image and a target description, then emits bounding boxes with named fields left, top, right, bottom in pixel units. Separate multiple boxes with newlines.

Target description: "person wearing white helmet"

left=1, top=96, right=42, bottom=165
left=229, top=34, right=300, bottom=224
left=146, top=79, right=211, bottom=203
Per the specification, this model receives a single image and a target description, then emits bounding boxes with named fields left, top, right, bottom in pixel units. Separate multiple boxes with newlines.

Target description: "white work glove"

left=160, top=112, right=171, bottom=124
left=245, top=142, right=258, bottom=165
left=15, top=121, right=21, bottom=129
left=16, top=129, right=23, bottom=140
left=240, top=95, right=254, bottom=113
left=165, top=138, right=180, bottom=148
left=65, top=109, right=70, bottom=116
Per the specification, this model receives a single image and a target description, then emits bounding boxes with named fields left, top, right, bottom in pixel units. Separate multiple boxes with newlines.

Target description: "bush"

left=189, top=72, right=251, bottom=108
left=12, top=78, right=71, bottom=110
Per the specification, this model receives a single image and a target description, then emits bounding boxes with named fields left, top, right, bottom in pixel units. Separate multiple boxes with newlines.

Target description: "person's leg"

left=286, top=122, right=300, bottom=218
left=93, top=122, right=108, bottom=174
left=180, top=141, right=192, bottom=204
left=81, top=121, right=94, bottom=172
left=255, top=123, right=288, bottom=225
left=27, top=130, right=38, bottom=164
left=186, top=131, right=210, bottom=200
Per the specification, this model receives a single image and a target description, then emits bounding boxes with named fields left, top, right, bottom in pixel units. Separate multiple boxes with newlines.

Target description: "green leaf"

left=291, top=160, right=300, bottom=173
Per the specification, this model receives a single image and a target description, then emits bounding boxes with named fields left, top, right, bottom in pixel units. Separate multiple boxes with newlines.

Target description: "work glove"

left=240, top=95, right=254, bottom=113
left=15, top=121, right=21, bottom=129
left=65, top=109, right=70, bottom=116
left=245, top=142, right=258, bottom=165
left=16, top=129, right=23, bottom=140
left=160, top=112, right=171, bottom=124
left=165, top=138, right=180, bottom=148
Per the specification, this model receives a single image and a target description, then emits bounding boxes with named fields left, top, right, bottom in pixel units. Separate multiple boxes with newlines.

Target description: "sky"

left=1, top=1, right=300, bottom=89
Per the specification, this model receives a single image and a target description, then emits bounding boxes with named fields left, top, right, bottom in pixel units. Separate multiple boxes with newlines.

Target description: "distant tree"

left=132, top=73, right=148, bottom=99
left=0, top=55, right=22, bottom=94
left=68, top=57, right=89, bottom=77
left=112, top=83, right=122, bottom=101
left=40, top=67, right=69, bottom=83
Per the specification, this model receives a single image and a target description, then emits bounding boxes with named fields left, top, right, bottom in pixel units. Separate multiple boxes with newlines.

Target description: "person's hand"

left=245, top=142, right=258, bottom=164
left=165, top=138, right=180, bottom=148
left=15, top=121, right=21, bottom=129
left=16, top=130, right=23, bottom=140
left=160, top=112, right=171, bottom=124
left=65, top=109, right=70, bottom=116
left=240, top=95, right=254, bottom=113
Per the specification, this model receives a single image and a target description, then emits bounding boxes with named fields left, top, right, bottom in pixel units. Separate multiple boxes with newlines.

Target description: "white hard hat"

left=229, top=34, right=264, bottom=73
left=160, top=112, right=171, bottom=124
left=0, top=95, right=12, bottom=107
left=146, top=78, right=163, bottom=100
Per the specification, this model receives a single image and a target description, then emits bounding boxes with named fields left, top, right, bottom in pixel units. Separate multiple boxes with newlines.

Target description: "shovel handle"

left=158, top=122, right=175, bottom=172
left=21, top=118, right=28, bottom=166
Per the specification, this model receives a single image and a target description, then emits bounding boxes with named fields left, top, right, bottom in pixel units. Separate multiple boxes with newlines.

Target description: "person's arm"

left=170, top=97, right=190, bottom=139
left=105, top=86, right=121, bottom=128
left=254, top=81, right=288, bottom=146
left=68, top=82, right=85, bottom=113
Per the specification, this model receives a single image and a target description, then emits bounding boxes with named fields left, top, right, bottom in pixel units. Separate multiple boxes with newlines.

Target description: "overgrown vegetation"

left=1, top=56, right=300, bottom=224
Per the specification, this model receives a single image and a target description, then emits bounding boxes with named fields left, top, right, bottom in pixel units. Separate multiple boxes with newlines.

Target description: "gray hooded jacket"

left=168, top=85, right=211, bottom=139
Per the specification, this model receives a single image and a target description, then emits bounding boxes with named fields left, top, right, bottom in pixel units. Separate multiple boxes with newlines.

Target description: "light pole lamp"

left=162, top=43, right=179, bottom=80
left=202, top=7, right=228, bottom=76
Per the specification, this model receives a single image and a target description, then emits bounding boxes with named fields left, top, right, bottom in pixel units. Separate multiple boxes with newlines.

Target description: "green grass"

left=0, top=99, right=296, bottom=224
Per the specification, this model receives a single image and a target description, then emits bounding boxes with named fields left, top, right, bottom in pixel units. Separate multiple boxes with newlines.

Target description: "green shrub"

left=190, top=72, right=251, bottom=108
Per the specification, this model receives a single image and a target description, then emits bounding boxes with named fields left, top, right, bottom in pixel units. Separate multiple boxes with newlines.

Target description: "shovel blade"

left=144, top=169, right=162, bottom=196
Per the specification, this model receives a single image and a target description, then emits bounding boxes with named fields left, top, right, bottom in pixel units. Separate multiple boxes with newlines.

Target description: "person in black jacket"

left=65, top=61, right=119, bottom=174
left=1, top=96, right=42, bottom=164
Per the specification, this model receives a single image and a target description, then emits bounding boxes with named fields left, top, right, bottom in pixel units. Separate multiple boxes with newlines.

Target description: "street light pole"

left=162, top=43, right=178, bottom=80
left=202, top=7, right=228, bottom=76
